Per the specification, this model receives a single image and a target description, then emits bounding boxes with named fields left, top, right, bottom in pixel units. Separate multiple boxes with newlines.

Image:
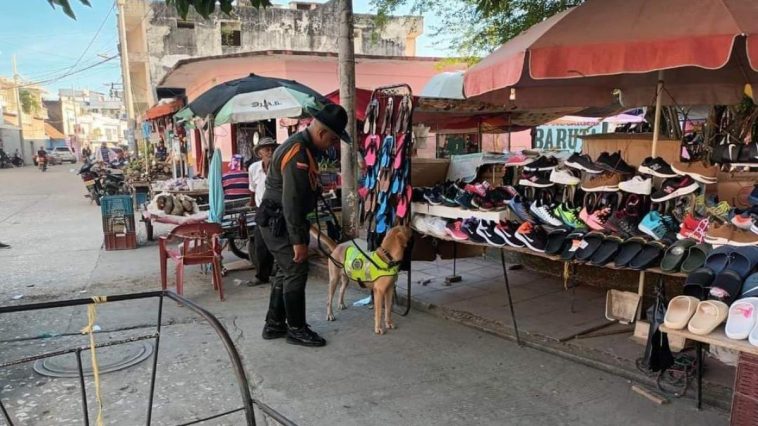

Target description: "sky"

left=0, top=0, right=446, bottom=100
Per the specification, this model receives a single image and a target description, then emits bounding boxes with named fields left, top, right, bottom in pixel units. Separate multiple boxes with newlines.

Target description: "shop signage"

left=533, top=122, right=612, bottom=152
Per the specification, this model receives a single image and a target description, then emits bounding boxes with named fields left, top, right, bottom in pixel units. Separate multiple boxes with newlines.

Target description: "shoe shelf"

left=661, top=325, right=758, bottom=356
left=412, top=202, right=511, bottom=223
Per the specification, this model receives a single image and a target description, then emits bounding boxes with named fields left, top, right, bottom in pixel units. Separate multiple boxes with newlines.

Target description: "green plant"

left=18, top=89, right=41, bottom=115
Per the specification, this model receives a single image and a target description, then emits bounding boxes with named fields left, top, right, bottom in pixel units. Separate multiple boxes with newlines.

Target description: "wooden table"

left=661, top=325, right=758, bottom=409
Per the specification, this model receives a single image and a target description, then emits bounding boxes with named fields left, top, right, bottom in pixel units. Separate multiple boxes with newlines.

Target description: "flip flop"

left=683, top=267, right=715, bottom=300
left=664, top=295, right=700, bottom=330
left=704, top=245, right=737, bottom=274
left=614, top=237, right=647, bottom=268
left=545, top=228, right=570, bottom=255
left=660, top=239, right=697, bottom=273
left=680, top=243, right=713, bottom=273
left=376, top=192, right=389, bottom=216
left=730, top=246, right=758, bottom=279
left=709, top=269, right=743, bottom=305
left=379, top=169, right=392, bottom=193
left=396, top=185, right=412, bottom=219
left=376, top=212, right=389, bottom=234
left=560, top=231, right=586, bottom=261
left=363, top=98, right=379, bottom=135
left=628, top=240, right=667, bottom=270
left=725, top=297, right=758, bottom=340
left=364, top=135, right=380, bottom=166
left=688, top=300, right=729, bottom=336
left=743, top=273, right=758, bottom=298
left=575, top=232, right=605, bottom=262
left=393, top=133, right=406, bottom=170
left=590, top=235, right=623, bottom=266
left=379, top=135, right=395, bottom=169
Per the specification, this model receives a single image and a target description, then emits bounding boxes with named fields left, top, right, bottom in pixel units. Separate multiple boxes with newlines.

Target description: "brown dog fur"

left=313, top=225, right=412, bottom=335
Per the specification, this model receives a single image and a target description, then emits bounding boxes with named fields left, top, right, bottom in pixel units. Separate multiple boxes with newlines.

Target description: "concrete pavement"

left=0, top=165, right=728, bottom=425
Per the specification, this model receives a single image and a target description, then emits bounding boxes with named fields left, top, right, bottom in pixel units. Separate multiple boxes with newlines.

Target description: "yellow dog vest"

left=344, top=246, right=399, bottom=283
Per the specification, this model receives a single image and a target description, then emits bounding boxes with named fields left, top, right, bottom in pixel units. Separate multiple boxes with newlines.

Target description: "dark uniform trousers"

left=260, top=224, right=309, bottom=329
left=252, top=224, right=274, bottom=282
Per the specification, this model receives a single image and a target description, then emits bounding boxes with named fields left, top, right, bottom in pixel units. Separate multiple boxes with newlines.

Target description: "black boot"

left=262, top=280, right=287, bottom=340
left=284, top=291, right=326, bottom=347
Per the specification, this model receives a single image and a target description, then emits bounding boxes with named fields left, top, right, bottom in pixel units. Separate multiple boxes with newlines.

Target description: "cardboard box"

left=411, top=157, right=449, bottom=187
left=580, top=133, right=680, bottom=167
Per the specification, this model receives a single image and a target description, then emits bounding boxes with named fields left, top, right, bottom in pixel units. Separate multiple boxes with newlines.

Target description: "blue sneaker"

left=455, top=191, right=475, bottom=209
left=638, top=211, right=668, bottom=240
left=749, top=184, right=758, bottom=206
left=507, top=195, right=533, bottom=223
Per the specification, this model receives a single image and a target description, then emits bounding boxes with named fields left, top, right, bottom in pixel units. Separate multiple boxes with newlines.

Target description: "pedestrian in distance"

left=248, top=137, right=278, bottom=286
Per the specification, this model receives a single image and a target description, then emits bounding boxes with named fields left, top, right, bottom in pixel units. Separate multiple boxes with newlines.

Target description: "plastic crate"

left=103, top=232, right=137, bottom=251
left=133, top=191, right=149, bottom=210
left=102, top=214, right=136, bottom=234
left=731, top=353, right=758, bottom=425
left=101, top=195, right=134, bottom=217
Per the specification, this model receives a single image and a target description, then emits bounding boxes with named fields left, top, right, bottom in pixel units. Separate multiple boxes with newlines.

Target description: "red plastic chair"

left=159, top=223, right=225, bottom=301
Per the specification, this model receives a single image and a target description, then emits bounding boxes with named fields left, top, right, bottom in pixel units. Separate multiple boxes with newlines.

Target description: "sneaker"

left=731, top=212, right=755, bottom=230
left=584, top=206, right=612, bottom=231
left=489, top=187, right=515, bottom=209
left=737, top=141, right=758, bottom=163
left=426, top=216, right=448, bottom=238
left=708, top=223, right=758, bottom=246
left=596, top=151, right=635, bottom=174
left=286, top=325, right=326, bottom=347
left=523, top=156, right=559, bottom=171
left=495, top=221, right=525, bottom=247
left=505, top=154, right=529, bottom=167
left=748, top=184, right=758, bottom=206
left=262, top=321, right=288, bottom=340
left=519, top=172, right=553, bottom=188
left=618, top=176, right=652, bottom=195
left=465, top=181, right=490, bottom=197
left=564, top=153, right=603, bottom=174
left=651, top=175, right=699, bottom=202
left=605, top=209, right=639, bottom=238
left=462, top=218, right=486, bottom=244
left=554, top=203, right=584, bottom=229
left=423, top=186, right=442, bottom=205
left=471, top=195, right=495, bottom=211
left=515, top=222, right=547, bottom=252
left=679, top=214, right=708, bottom=241
left=638, top=211, right=668, bottom=240
left=445, top=219, right=468, bottom=241
left=455, top=191, right=475, bottom=209
left=411, top=214, right=430, bottom=234
left=507, top=195, right=533, bottom=223
left=549, top=168, right=580, bottom=185
left=530, top=200, right=563, bottom=227
left=639, top=157, right=678, bottom=178
left=476, top=220, right=506, bottom=246
left=441, top=184, right=463, bottom=206
left=581, top=172, right=620, bottom=192
left=660, top=215, right=680, bottom=241
left=671, top=161, right=718, bottom=183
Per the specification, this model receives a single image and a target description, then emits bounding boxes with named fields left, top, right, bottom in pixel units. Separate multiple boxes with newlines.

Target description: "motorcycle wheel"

left=228, top=238, right=250, bottom=261
left=91, top=190, right=101, bottom=206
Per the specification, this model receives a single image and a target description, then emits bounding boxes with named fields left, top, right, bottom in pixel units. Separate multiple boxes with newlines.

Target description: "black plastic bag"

left=640, top=276, right=675, bottom=372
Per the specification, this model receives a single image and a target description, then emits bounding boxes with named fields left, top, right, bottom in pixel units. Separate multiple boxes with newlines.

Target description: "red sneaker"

left=678, top=213, right=708, bottom=241
left=445, top=219, right=468, bottom=241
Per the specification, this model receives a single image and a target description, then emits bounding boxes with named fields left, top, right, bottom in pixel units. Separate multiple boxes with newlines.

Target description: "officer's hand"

left=293, top=244, right=308, bottom=263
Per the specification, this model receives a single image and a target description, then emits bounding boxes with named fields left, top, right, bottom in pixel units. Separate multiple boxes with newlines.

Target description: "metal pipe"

left=651, top=70, right=665, bottom=156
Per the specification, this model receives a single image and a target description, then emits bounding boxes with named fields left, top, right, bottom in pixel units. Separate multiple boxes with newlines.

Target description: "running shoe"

left=445, top=219, right=468, bottom=241
left=515, top=222, right=547, bottom=252
left=507, top=195, right=533, bottom=223
left=553, top=203, right=584, bottom=229
left=584, top=206, right=612, bottom=231
left=523, top=156, right=559, bottom=171
left=581, top=172, right=620, bottom=192
left=519, top=172, right=553, bottom=188
left=495, top=221, right=525, bottom=248
left=731, top=212, right=755, bottom=230
left=549, top=168, right=580, bottom=185
left=476, top=220, right=506, bottom=246
left=605, top=209, right=639, bottom=238
left=638, top=211, right=668, bottom=240
left=750, top=184, right=758, bottom=206
left=596, top=151, right=635, bottom=174
left=678, top=213, right=708, bottom=241
left=441, top=183, right=463, bottom=207
left=464, top=181, right=491, bottom=197
left=638, top=156, right=678, bottom=178
left=530, top=200, right=563, bottom=227
left=423, top=186, right=442, bottom=205
left=455, top=191, right=475, bottom=209
left=426, top=216, right=449, bottom=238
left=411, top=214, right=430, bottom=234
left=564, top=153, right=603, bottom=174
left=618, top=176, right=652, bottom=195
left=651, top=175, right=699, bottom=202
left=462, top=218, right=486, bottom=244
left=471, top=195, right=495, bottom=211
left=504, top=153, right=529, bottom=167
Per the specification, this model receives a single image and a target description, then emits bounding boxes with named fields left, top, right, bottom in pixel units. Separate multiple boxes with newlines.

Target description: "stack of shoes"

left=515, top=222, right=547, bottom=252
left=519, top=156, right=558, bottom=188
left=704, top=222, right=758, bottom=247
left=671, top=160, right=718, bottom=184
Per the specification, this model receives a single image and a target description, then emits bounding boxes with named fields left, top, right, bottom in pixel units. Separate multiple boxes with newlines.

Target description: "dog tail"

left=309, top=225, right=337, bottom=254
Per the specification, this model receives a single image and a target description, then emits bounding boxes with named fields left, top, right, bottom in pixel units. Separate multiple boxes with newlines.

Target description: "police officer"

left=257, top=104, right=349, bottom=347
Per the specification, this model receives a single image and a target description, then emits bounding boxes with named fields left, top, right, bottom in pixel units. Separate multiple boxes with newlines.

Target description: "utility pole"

left=11, top=55, right=25, bottom=162
left=338, top=0, right=358, bottom=239
left=116, top=0, right=137, bottom=155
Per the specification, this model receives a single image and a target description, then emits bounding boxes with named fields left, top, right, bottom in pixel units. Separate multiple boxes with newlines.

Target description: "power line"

left=7, top=56, right=118, bottom=90
left=62, top=1, right=116, bottom=76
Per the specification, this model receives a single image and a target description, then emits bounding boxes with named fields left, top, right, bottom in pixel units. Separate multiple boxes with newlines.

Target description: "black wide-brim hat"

left=254, top=137, right=279, bottom=155
left=308, top=104, right=351, bottom=144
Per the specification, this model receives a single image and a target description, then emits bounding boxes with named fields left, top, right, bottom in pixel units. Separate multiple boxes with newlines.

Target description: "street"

left=0, top=166, right=727, bottom=425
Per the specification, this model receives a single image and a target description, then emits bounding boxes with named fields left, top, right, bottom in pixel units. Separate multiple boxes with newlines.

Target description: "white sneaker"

left=530, top=200, right=563, bottom=227
left=412, top=214, right=430, bottom=234
left=618, top=176, right=652, bottom=195
left=426, top=217, right=448, bottom=238
left=549, top=168, right=580, bottom=185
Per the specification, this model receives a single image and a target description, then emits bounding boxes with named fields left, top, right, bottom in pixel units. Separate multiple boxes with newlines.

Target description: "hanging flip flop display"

left=358, top=84, right=415, bottom=247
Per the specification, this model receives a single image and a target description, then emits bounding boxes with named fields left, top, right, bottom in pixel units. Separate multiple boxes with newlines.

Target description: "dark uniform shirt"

left=263, top=130, right=320, bottom=245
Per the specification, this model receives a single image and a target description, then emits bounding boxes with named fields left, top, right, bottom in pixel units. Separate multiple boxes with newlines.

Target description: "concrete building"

left=0, top=77, right=49, bottom=164
left=44, top=89, right=128, bottom=152
left=121, top=0, right=424, bottom=117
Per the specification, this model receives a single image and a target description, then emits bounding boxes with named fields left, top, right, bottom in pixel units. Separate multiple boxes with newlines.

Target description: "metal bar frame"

left=0, top=291, right=292, bottom=425
left=500, top=249, right=522, bottom=346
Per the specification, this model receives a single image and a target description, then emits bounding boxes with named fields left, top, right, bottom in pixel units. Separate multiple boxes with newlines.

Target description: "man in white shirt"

left=248, top=137, right=278, bottom=285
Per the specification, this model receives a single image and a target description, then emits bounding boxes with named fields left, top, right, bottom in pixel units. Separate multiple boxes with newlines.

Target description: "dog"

left=315, top=225, right=412, bottom=335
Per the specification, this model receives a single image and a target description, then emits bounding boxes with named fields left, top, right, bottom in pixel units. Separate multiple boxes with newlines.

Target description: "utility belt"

left=256, top=199, right=287, bottom=237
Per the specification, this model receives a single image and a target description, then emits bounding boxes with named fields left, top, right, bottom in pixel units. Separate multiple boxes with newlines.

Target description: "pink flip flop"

left=393, top=133, right=406, bottom=170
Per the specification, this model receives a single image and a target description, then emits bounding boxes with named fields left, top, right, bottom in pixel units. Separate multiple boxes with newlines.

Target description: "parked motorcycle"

left=78, top=161, right=127, bottom=205
left=11, top=154, right=23, bottom=167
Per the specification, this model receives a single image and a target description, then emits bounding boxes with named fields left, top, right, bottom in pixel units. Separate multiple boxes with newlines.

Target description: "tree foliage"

left=19, top=89, right=41, bottom=115
left=371, top=0, right=583, bottom=57
left=52, top=0, right=271, bottom=20
left=47, top=0, right=90, bottom=20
